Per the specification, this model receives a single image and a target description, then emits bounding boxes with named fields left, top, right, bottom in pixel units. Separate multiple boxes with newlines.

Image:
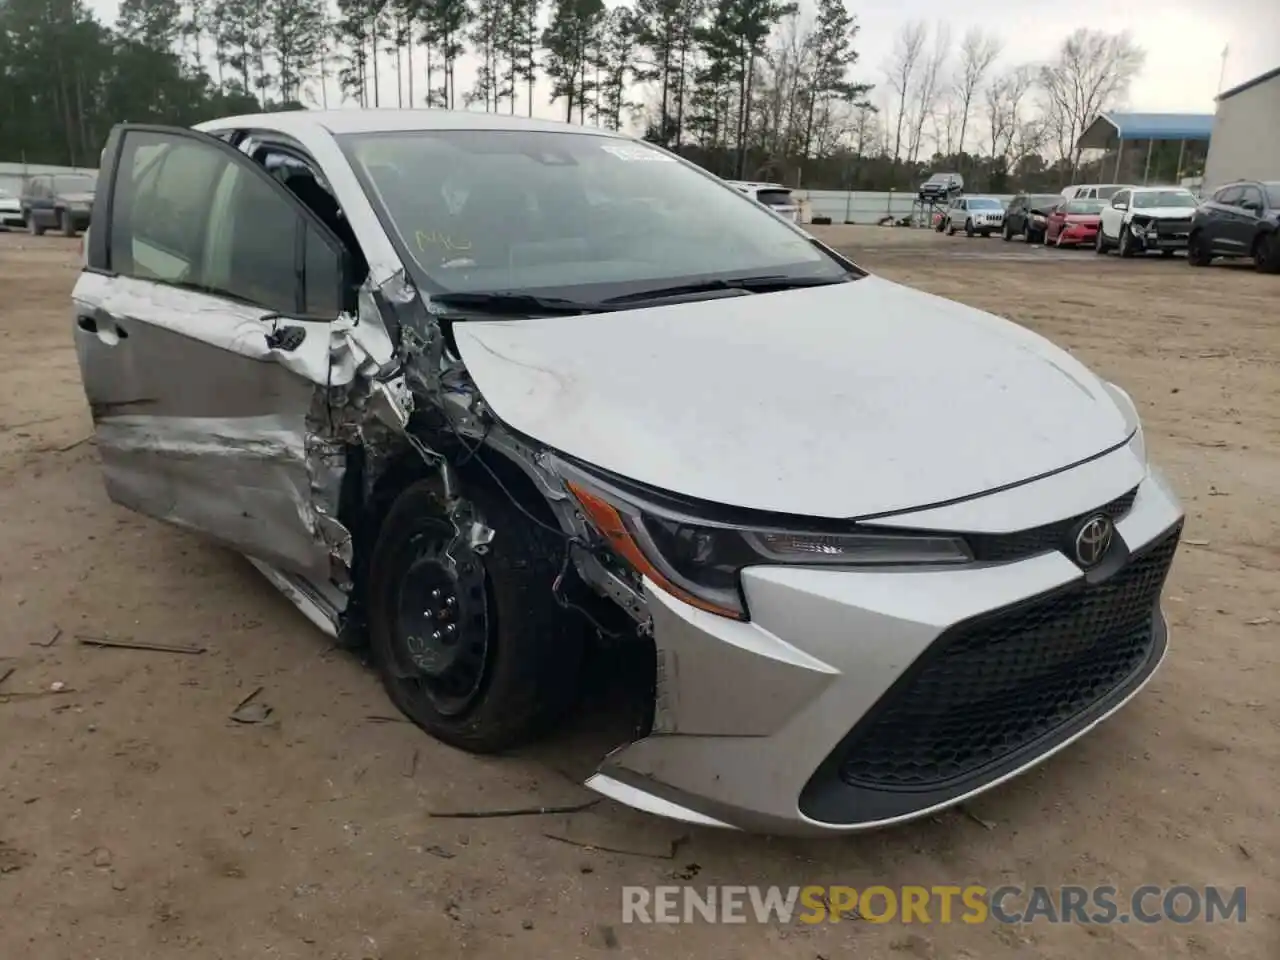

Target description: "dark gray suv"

left=20, top=173, right=97, bottom=236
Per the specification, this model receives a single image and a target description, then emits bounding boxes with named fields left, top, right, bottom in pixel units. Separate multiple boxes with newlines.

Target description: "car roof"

left=1128, top=185, right=1192, bottom=193
left=195, top=108, right=631, bottom=139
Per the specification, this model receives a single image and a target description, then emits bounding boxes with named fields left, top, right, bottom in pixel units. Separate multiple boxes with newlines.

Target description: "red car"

left=1045, top=198, right=1105, bottom=247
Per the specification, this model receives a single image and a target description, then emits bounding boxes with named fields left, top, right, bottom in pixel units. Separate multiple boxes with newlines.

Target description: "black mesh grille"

left=966, top=488, right=1137, bottom=563
left=837, top=524, right=1180, bottom=790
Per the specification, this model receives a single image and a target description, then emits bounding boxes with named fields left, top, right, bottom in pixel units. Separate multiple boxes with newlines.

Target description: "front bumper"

left=587, top=444, right=1183, bottom=834
left=0, top=205, right=22, bottom=227
left=1133, top=221, right=1190, bottom=251
left=1060, top=224, right=1098, bottom=243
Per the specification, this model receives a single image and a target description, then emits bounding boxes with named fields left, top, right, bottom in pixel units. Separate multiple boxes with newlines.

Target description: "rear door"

left=74, top=123, right=353, bottom=580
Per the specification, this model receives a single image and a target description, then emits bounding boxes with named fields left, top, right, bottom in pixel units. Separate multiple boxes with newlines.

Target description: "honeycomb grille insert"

left=837, top=525, right=1180, bottom=790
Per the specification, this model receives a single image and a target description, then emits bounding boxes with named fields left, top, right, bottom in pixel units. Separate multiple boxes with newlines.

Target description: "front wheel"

left=964, top=219, right=975, bottom=237
left=58, top=209, right=75, bottom=237
left=1118, top=226, right=1137, bottom=258
left=27, top=214, right=44, bottom=237
left=947, top=221, right=957, bottom=236
left=1187, top=231, right=1212, bottom=266
left=1022, top=226, right=1034, bottom=244
left=1002, top=223, right=1012, bottom=242
left=1095, top=228, right=1108, bottom=254
left=367, top=478, right=585, bottom=753
left=1253, top=233, right=1280, bottom=274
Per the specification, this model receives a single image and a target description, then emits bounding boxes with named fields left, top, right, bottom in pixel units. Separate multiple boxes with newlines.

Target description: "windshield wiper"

left=429, top=291, right=606, bottom=316
left=601, top=274, right=848, bottom=305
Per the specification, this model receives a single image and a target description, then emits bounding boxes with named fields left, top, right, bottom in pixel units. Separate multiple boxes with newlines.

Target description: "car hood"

left=453, top=277, right=1131, bottom=519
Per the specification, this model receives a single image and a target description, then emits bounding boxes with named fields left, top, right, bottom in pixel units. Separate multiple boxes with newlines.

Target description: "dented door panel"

left=73, top=270, right=346, bottom=579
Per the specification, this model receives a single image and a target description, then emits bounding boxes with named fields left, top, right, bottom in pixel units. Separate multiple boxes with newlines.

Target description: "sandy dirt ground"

left=0, top=226, right=1276, bottom=959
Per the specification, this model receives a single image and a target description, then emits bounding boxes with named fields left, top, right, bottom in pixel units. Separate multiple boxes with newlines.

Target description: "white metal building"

left=1203, top=65, right=1280, bottom=191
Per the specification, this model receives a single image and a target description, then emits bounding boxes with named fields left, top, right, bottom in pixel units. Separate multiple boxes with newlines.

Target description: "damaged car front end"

left=72, top=112, right=1183, bottom=836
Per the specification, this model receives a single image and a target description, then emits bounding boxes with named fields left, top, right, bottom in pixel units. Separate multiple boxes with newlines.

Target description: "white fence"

left=798, top=190, right=1018, bottom=225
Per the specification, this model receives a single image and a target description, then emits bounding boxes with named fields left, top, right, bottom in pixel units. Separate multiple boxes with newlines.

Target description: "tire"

left=1002, top=223, right=1012, bottom=242
left=947, top=221, right=956, bottom=236
left=1095, top=228, right=1108, bottom=254
left=1023, top=226, right=1034, bottom=244
left=1255, top=233, right=1280, bottom=274
left=58, top=209, right=75, bottom=237
left=1118, top=226, right=1136, bottom=258
left=964, top=219, right=974, bottom=237
left=27, top=214, right=44, bottom=237
left=1187, top=231, right=1212, bottom=267
left=935, top=218, right=945, bottom=233
left=367, top=478, right=585, bottom=753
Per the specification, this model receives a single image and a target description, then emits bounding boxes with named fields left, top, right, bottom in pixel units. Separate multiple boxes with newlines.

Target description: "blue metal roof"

left=1100, top=112, right=1215, bottom=141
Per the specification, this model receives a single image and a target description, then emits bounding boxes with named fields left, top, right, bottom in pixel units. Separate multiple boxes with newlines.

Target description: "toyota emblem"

left=1074, top=515, right=1114, bottom=568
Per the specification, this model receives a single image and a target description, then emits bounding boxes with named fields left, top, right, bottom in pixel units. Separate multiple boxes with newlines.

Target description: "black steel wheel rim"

left=392, top=528, right=490, bottom=717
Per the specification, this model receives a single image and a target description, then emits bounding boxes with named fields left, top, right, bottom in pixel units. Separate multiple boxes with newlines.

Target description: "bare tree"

left=906, top=21, right=949, bottom=163
left=954, top=27, right=1001, bottom=158
left=1039, top=28, right=1145, bottom=178
left=881, top=20, right=926, bottom=171
left=983, top=64, right=1035, bottom=161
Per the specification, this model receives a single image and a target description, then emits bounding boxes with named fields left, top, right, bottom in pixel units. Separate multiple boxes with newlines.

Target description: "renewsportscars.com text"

left=621, top=884, right=1247, bottom=925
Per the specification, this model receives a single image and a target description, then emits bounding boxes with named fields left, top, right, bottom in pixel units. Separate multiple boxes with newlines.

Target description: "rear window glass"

left=756, top=189, right=794, bottom=207
left=1265, top=184, right=1280, bottom=208
left=967, top=198, right=1002, bottom=210
left=1096, top=186, right=1122, bottom=199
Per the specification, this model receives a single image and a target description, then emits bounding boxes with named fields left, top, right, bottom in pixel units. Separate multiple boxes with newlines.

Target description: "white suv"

left=941, top=196, right=1005, bottom=237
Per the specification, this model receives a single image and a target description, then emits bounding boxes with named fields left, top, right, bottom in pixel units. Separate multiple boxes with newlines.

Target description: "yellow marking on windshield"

left=415, top=230, right=472, bottom=252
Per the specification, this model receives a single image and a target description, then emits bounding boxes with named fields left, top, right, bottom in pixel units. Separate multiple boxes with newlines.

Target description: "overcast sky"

left=86, top=0, right=1279, bottom=119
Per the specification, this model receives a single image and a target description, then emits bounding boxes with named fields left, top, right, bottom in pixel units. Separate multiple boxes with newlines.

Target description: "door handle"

left=77, top=312, right=128, bottom=344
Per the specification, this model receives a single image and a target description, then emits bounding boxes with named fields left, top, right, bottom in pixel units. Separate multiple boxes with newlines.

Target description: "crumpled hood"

left=453, top=277, right=1131, bottom=519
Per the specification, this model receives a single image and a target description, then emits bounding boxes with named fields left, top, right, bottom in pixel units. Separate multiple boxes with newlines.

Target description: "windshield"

left=1265, top=183, right=1280, bottom=208
left=967, top=198, right=1002, bottom=210
left=53, top=174, right=95, bottom=193
left=1133, top=190, right=1196, bottom=209
left=341, top=130, right=851, bottom=296
left=1030, top=195, right=1060, bottom=209
left=1064, top=200, right=1104, bottom=214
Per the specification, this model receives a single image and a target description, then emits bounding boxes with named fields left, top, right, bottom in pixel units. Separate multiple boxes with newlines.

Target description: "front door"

left=73, top=124, right=353, bottom=580
left=1228, top=185, right=1266, bottom=253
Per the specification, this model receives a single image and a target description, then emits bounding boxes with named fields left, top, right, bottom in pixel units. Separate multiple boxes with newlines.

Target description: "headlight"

left=1031, top=214, right=1045, bottom=223
left=567, top=480, right=972, bottom=619
left=1129, top=221, right=1146, bottom=236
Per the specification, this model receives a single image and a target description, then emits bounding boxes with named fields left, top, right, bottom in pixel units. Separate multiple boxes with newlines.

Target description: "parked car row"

left=941, top=179, right=1280, bottom=274
left=0, top=172, right=97, bottom=236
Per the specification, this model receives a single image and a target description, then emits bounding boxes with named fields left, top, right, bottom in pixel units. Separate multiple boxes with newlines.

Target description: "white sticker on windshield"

left=600, top=144, right=676, bottom=162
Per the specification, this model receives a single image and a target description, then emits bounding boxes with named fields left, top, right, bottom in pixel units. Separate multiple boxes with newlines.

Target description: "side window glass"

left=110, top=130, right=312, bottom=316
left=1240, top=187, right=1263, bottom=210
left=111, top=131, right=227, bottom=282
left=1215, top=186, right=1242, bottom=206
left=201, top=162, right=301, bottom=315
left=303, top=224, right=342, bottom=316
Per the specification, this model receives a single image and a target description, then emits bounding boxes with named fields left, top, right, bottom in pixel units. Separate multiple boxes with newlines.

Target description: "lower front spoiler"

left=586, top=616, right=1169, bottom=835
